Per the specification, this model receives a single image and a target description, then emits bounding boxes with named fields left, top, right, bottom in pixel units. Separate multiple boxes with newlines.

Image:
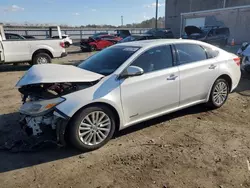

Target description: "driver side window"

left=131, top=45, right=173, bottom=74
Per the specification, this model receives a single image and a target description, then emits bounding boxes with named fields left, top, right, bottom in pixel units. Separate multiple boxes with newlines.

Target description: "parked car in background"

left=80, top=35, right=121, bottom=52
left=52, top=34, right=73, bottom=48
left=182, top=26, right=230, bottom=47
left=23, top=35, right=36, bottom=39
left=16, top=39, right=241, bottom=151
left=115, top=29, right=131, bottom=39
left=119, top=34, right=157, bottom=43
left=5, top=33, right=26, bottom=40
left=0, top=24, right=66, bottom=65
left=119, top=29, right=175, bottom=43
left=145, top=28, right=175, bottom=39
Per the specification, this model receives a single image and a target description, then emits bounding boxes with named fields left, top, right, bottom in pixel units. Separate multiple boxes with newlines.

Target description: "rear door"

left=175, top=43, right=219, bottom=106
left=215, top=28, right=229, bottom=45
left=206, top=29, right=220, bottom=45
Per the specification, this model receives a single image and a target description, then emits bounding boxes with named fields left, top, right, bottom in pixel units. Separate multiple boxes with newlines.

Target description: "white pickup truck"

left=0, top=24, right=67, bottom=65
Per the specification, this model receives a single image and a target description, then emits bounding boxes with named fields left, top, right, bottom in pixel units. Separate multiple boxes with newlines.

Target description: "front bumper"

left=61, top=52, right=68, bottom=58
left=20, top=109, right=70, bottom=146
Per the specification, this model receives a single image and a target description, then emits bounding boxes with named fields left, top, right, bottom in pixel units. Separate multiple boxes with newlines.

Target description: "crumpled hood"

left=16, top=64, right=104, bottom=87
left=185, top=26, right=203, bottom=36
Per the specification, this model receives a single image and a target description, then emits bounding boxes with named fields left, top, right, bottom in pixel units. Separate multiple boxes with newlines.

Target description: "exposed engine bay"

left=19, top=81, right=96, bottom=102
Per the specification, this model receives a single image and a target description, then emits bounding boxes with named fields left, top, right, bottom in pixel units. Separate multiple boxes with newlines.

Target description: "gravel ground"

left=0, top=44, right=250, bottom=188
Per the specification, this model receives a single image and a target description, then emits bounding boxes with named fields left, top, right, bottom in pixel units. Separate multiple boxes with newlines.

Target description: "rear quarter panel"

left=217, top=51, right=241, bottom=92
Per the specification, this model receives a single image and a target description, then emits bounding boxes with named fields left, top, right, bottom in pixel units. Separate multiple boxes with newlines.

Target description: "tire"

left=31, top=53, right=51, bottom=65
left=207, top=78, right=229, bottom=109
left=65, top=42, right=70, bottom=48
left=69, top=105, right=116, bottom=151
left=90, top=45, right=97, bottom=52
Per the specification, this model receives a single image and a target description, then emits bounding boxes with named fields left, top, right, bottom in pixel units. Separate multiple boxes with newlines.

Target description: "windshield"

left=78, top=46, right=140, bottom=76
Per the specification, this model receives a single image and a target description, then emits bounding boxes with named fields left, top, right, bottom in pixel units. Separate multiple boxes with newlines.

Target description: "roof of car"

left=115, top=39, right=200, bottom=48
left=130, top=34, right=153, bottom=37
left=98, top=34, right=116, bottom=37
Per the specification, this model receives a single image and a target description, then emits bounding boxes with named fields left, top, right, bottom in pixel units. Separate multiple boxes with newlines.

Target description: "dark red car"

left=80, top=35, right=122, bottom=52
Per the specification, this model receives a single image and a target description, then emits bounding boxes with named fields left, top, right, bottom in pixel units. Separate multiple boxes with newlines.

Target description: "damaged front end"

left=17, top=81, right=97, bottom=147
left=3, top=64, right=104, bottom=151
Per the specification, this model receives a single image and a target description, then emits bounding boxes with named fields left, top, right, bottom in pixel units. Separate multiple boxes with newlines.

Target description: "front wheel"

left=31, top=53, right=51, bottom=65
left=69, top=105, right=116, bottom=151
left=90, top=45, right=97, bottom=52
left=207, top=78, right=229, bottom=108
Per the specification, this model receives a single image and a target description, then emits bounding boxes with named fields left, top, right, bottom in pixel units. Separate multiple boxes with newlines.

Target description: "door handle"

left=167, top=74, right=178, bottom=80
left=209, top=64, right=217, bottom=69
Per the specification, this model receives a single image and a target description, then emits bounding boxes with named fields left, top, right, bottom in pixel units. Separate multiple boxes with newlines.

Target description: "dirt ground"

left=0, top=44, right=250, bottom=188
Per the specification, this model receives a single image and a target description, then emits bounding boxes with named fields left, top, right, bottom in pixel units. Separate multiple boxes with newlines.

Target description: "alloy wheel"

left=212, top=81, right=228, bottom=106
left=78, top=111, right=111, bottom=146
left=37, top=57, right=48, bottom=64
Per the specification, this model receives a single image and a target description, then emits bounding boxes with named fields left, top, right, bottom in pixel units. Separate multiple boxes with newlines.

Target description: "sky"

left=0, top=0, right=165, bottom=26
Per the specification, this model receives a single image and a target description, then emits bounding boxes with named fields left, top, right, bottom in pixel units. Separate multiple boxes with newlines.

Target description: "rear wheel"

left=65, top=42, right=70, bottom=48
left=207, top=78, right=229, bottom=108
left=69, top=105, right=116, bottom=151
left=31, top=53, right=51, bottom=65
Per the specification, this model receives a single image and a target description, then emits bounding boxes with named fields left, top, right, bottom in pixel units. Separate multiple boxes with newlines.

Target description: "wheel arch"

left=67, top=102, right=121, bottom=133
left=206, top=74, right=233, bottom=101
left=32, top=49, right=53, bottom=60
left=217, top=74, right=232, bottom=91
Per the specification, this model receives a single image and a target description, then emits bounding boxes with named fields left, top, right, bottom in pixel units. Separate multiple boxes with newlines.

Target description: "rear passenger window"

left=131, top=45, right=173, bottom=73
left=203, top=46, right=219, bottom=59
left=175, top=44, right=207, bottom=65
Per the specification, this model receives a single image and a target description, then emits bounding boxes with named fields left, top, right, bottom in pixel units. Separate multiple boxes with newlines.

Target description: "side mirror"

left=120, top=66, right=144, bottom=79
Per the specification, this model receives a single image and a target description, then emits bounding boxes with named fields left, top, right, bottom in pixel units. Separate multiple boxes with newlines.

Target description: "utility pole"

left=190, top=0, right=193, bottom=12
left=165, top=0, right=168, bottom=28
left=155, top=0, right=158, bottom=29
left=121, top=16, right=123, bottom=26
left=223, top=0, right=226, bottom=8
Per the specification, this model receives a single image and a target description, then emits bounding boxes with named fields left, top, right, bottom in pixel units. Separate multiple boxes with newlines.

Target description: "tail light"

left=60, top=42, right=65, bottom=48
left=233, top=57, right=241, bottom=66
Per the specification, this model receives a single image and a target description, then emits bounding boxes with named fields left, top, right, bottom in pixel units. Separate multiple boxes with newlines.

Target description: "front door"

left=206, top=29, right=220, bottom=46
left=120, top=45, right=180, bottom=125
left=175, top=43, right=219, bottom=106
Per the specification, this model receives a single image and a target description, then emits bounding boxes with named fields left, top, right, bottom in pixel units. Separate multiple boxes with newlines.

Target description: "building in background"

left=165, top=0, right=250, bottom=43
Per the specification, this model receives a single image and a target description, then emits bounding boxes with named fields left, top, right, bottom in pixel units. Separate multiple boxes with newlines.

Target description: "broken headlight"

left=20, top=97, right=65, bottom=116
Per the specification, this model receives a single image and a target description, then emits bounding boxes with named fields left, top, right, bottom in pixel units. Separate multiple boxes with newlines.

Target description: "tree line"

left=4, top=17, right=165, bottom=29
